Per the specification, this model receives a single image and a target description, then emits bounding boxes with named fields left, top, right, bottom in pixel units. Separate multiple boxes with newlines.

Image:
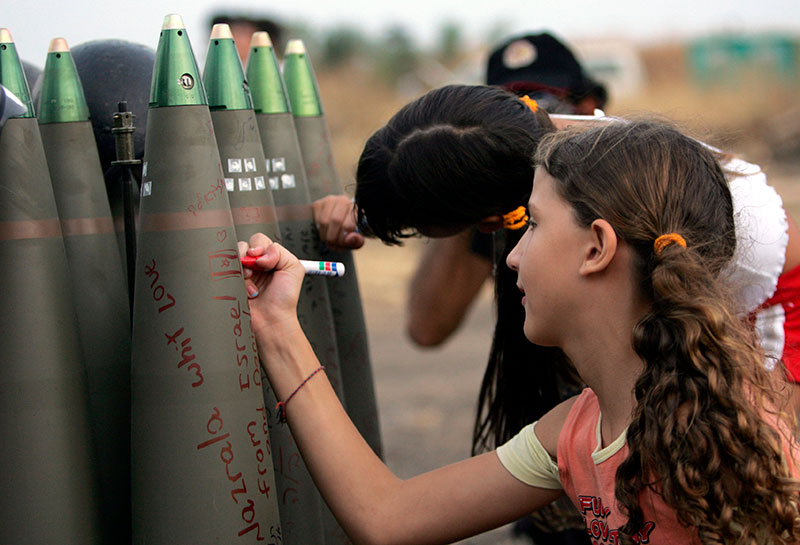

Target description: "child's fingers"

left=324, top=211, right=344, bottom=246
left=238, top=241, right=254, bottom=279
left=312, top=196, right=334, bottom=242
left=248, top=232, right=273, bottom=254
left=245, top=279, right=260, bottom=298
left=244, top=240, right=303, bottom=277
left=239, top=235, right=277, bottom=279
left=343, top=231, right=365, bottom=249
left=331, top=199, right=356, bottom=245
left=341, top=199, right=358, bottom=234
left=313, top=195, right=359, bottom=249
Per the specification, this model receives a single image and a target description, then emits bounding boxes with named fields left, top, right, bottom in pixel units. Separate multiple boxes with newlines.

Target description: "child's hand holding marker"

left=240, top=255, right=345, bottom=277
left=238, top=234, right=307, bottom=330
left=238, top=233, right=345, bottom=325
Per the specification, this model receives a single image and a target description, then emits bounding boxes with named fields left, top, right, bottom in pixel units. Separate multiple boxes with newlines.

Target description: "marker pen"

left=240, top=255, right=345, bottom=277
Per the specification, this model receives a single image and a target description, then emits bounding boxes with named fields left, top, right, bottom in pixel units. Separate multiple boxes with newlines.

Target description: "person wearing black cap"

left=486, top=32, right=607, bottom=114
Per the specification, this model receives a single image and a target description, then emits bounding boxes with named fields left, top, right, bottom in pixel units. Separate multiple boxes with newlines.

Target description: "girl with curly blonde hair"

left=242, top=119, right=800, bottom=544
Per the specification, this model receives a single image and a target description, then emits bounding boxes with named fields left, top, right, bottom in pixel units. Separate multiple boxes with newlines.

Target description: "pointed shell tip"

left=250, top=32, right=272, bottom=48
left=210, top=24, right=233, bottom=40
left=48, top=37, right=70, bottom=53
left=284, top=39, right=306, bottom=55
left=162, top=14, right=185, bottom=31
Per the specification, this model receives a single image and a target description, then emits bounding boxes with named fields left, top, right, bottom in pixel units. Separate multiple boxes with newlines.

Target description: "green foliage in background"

left=322, top=26, right=368, bottom=67
left=436, top=22, right=463, bottom=66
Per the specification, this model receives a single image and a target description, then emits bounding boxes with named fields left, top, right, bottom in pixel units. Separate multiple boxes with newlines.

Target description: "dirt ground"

left=349, top=166, right=799, bottom=545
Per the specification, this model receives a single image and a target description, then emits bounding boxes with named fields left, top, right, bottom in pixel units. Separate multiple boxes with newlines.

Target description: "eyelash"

left=526, top=218, right=538, bottom=230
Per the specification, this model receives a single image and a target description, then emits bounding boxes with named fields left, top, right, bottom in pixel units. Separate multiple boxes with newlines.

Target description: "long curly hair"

left=536, top=120, right=800, bottom=543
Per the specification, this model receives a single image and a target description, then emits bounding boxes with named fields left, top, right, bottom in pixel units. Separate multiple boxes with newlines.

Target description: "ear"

left=476, top=215, right=504, bottom=233
left=579, top=219, right=618, bottom=276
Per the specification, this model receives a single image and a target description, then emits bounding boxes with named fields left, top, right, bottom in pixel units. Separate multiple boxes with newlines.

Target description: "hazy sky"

left=5, top=0, right=800, bottom=68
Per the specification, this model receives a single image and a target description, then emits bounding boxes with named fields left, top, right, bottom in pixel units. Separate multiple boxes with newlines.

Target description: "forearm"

left=256, top=320, right=402, bottom=544
left=256, top=321, right=550, bottom=545
left=407, top=233, right=492, bottom=346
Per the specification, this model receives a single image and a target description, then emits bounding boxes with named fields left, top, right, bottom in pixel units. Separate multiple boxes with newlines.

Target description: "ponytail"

left=619, top=242, right=798, bottom=542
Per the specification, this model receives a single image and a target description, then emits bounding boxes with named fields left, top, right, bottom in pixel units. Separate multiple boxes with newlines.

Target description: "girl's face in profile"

left=507, top=169, right=589, bottom=347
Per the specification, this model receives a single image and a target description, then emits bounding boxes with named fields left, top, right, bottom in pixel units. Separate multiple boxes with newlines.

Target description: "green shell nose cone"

left=149, top=14, right=206, bottom=108
left=0, top=28, right=35, bottom=118
left=282, top=39, right=322, bottom=117
left=245, top=32, right=290, bottom=115
left=38, top=38, right=90, bottom=124
left=203, top=24, right=251, bottom=111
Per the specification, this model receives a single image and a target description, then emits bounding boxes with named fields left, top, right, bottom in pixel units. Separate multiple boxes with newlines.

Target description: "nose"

left=506, top=236, right=523, bottom=272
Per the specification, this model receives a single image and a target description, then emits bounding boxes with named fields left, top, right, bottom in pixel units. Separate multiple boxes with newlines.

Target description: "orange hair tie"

left=503, top=206, right=529, bottom=230
left=653, top=233, right=687, bottom=256
left=520, top=95, right=538, bottom=113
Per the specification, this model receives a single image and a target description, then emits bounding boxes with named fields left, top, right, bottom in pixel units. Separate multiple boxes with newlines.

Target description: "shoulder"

left=535, top=392, right=587, bottom=457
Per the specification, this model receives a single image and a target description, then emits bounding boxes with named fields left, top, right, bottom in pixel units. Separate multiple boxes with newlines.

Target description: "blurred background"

left=7, top=1, right=800, bottom=203
left=7, top=2, right=800, bottom=542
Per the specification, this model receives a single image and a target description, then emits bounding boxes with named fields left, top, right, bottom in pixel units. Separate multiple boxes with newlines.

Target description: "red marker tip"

left=240, top=255, right=260, bottom=268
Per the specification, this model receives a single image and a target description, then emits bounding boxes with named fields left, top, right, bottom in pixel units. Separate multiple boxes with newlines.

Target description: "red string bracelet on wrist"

left=276, top=366, right=325, bottom=424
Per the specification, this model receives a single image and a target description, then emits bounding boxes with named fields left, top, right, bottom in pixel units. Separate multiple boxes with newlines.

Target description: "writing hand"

left=238, top=233, right=305, bottom=334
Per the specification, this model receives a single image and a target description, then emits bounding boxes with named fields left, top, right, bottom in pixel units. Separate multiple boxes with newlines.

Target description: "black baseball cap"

left=486, top=32, right=607, bottom=108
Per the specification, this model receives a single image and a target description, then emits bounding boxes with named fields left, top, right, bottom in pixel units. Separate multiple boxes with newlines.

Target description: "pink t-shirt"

left=498, top=387, right=799, bottom=543
left=557, top=389, right=697, bottom=544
